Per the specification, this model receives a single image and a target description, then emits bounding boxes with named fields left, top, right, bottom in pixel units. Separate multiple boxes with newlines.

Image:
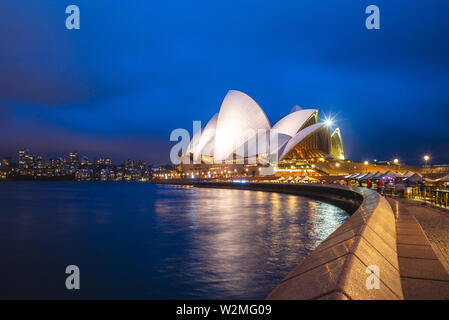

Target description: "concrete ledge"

left=191, top=182, right=363, bottom=214
left=266, top=186, right=403, bottom=300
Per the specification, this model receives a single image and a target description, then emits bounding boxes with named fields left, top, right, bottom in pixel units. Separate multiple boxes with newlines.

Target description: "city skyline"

left=0, top=147, right=163, bottom=182
left=1, top=147, right=155, bottom=165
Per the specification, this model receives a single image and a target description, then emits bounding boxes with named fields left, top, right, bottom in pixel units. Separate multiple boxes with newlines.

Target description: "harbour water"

left=0, top=182, right=348, bottom=299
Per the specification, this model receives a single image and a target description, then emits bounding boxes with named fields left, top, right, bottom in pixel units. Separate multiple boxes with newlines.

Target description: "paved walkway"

left=387, top=198, right=449, bottom=299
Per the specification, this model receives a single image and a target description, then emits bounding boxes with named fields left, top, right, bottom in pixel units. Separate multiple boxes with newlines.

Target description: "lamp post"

left=424, top=155, right=430, bottom=167
left=364, top=161, right=369, bottom=172
left=393, top=158, right=400, bottom=172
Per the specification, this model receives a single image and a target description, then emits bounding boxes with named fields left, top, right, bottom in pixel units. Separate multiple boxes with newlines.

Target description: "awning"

left=437, top=174, right=449, bottom=182
left=406, top=173, right=423, bottom=182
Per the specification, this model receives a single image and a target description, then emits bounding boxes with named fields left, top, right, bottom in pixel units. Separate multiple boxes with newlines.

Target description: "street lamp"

left=364, top=161, right=369, bottom=165
left=393, top=158, right=399, bottom=164
left=424, top=155, right=430, bottom=166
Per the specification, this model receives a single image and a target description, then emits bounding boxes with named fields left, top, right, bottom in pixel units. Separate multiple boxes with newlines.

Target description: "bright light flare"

left=323, top=114, right=337, bottom=127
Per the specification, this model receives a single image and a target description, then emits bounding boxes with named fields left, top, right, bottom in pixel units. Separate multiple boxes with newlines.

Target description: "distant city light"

left=335, top=162, right=340, bottom=167
left=393, top=158, right=399, bottom=164
left=364, top=161, right=369, bottom=165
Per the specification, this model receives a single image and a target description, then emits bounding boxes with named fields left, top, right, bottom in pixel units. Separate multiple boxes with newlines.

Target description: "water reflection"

left=154, top=185, right=348, bottom=299
left=0, top=182, right=348, bottom=299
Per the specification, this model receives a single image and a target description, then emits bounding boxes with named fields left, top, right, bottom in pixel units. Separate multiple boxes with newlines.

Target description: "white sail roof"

left=290, top=105, right=303, bottom=113
left=196, top=113, right=218, bottom=156
left=187, top=113, right=218, bottom=156
left=183, top=90, right=346, bottom=164
left=214, top=90, right=271, bottom=161
left=272, top=109, right=317, bottom=137
left=235, top=130, right=291, bottom=158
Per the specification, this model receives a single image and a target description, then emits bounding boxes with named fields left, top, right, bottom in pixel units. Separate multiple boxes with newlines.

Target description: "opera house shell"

left=185, top=90, right=345, bottom=165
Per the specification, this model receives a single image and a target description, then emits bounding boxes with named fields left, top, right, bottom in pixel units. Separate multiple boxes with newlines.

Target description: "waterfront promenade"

left=387, top=198, right=449, bottom=299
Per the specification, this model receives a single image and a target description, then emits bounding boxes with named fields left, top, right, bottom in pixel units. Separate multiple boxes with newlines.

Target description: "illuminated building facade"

left=180, top=90, right=345, bottom=177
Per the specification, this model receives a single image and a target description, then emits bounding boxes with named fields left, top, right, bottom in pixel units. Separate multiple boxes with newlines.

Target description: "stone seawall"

left=155, top=180, right=363, bottom=214
left=154, top=180, right=402, bottom=299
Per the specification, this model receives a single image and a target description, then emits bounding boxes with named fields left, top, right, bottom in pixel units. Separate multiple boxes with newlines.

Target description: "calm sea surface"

left=0, top=182, right=349, bottom=299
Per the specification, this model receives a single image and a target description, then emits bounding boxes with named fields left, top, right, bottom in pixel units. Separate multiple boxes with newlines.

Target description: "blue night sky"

left=0, top=0, right=448, bottom=165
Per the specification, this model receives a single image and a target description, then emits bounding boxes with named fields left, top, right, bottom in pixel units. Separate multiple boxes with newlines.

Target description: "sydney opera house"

left=180, top=90, right=345, bottom=178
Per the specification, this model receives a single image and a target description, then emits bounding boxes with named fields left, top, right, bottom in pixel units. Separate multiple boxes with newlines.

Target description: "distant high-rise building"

left=124, top=159, right=134, bottom=169
left=1, top=157, right=11, bottom=167
left=18, top=148, right=33, bottom=168
left=95, top=158, right=105, bottom=165
left=69, top=152, right=79, bottom=164
left=135, top=160, right=146, bottom=170
left=36, top=155, right=44, bottom=169
left=49, top=158, right=57, bottom=167
left=81, top=156, right=89, bottom=166
left=19, top=148, right=29, bottom=165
